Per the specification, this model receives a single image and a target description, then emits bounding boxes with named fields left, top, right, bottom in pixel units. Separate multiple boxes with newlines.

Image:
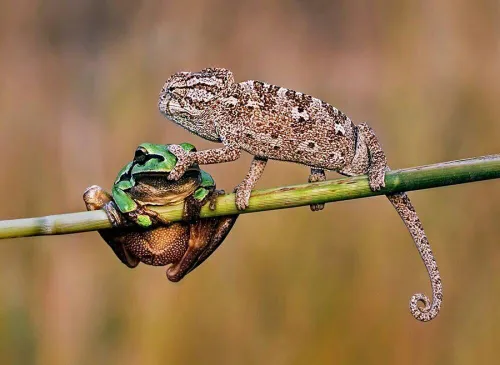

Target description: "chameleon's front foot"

left=167, top=144, right=195, bottom=181
left=234, top=183, right=251, bottom=210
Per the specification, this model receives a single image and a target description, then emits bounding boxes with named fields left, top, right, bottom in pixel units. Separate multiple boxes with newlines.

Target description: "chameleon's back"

left=230, top=80, right=357, bottom=170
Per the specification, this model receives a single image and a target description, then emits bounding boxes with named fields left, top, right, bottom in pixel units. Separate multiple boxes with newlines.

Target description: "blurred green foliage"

left=0, top=1, right=499, bottom=364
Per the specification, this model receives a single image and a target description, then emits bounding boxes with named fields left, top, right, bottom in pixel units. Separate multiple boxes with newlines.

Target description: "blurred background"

left=1, top=1, right=499, bottom=364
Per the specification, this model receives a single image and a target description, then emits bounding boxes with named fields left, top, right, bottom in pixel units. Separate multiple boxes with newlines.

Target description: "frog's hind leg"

left=186, top=215, right=238, bottom=275
left=166, top=188, right=238, bottom=282
left=83, top=185, right=140, bottom=268
left=184, top=189, right=237, bottom=273
left=165, top=216, right=238, bottom=282
left=165, top=219, right=218, bottom=282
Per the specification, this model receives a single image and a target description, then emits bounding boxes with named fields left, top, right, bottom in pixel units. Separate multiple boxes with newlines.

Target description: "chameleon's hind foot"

left=308, top=168, right=326, bottom=211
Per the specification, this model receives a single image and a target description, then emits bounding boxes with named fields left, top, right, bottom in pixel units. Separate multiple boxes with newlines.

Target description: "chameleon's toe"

left=308, top=169, right=326, bottom=211
left=166, top=145, right=193, bottom=181
left=234, top=185, right=251, bottom=210
left=310, top=203, right=325, bottom=212
left=368, top=170, right=386, bottom=191
left=167, top=166, right=187, bottom=181
left=368, top=180, right=385, bottom=191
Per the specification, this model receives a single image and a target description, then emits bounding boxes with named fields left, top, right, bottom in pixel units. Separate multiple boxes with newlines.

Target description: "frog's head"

left=111, top=143, right=203, bottom=221
left=114, top=143, right=199, bottom=187
left=158, top=68, right=234, bottom=129
left=131, top=143, right=199, bottom=178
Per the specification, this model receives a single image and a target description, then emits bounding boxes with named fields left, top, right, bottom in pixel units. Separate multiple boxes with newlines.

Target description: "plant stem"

left=1, top=154, right=499, bottom=239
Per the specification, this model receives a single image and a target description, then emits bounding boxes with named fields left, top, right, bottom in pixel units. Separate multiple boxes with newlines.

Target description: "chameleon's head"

left=158, top=68, right=234, bottom=125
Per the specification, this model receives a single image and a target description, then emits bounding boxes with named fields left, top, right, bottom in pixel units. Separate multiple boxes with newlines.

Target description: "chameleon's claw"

left=234, top=184, right=251, bottom=210
left=308, top=169, right=326, bottom=211
left=167, top=144, right=194, bottom=181
left=368, top=169, right=386, bottom=191
left=310, top=204, right=324, bottom=212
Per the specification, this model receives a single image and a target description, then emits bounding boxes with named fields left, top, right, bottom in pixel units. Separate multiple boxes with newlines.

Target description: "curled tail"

left=386, top=192, right=443, bottom=322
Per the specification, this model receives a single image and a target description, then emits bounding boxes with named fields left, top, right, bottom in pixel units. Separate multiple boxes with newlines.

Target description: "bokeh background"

left=1, top=1, right=499, bottom=364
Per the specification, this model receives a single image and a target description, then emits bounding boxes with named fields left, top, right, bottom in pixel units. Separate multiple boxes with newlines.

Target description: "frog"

left=83, top=142, right=238, bottom=282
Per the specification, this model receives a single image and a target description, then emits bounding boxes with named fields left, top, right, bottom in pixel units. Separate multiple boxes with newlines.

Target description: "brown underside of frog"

left=83, top=185, right=238, bottom=282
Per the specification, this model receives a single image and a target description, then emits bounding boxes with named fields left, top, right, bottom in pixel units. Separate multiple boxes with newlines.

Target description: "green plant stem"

left=1, top=154, right=499, bottom=239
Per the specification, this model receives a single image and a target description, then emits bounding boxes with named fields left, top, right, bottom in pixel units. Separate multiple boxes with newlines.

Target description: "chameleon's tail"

left=386, top=192, right=443, bottom=322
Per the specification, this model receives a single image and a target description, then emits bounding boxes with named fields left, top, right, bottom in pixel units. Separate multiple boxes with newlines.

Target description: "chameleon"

left=157, top=67, right=442, bottom=321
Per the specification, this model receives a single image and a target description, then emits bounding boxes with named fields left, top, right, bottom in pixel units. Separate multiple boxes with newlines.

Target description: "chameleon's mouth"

left=158, top=94, right=169, bottom=115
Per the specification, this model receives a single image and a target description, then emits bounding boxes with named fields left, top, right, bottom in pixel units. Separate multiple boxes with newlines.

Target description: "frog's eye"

left=134, top=147, right=148, bottom=164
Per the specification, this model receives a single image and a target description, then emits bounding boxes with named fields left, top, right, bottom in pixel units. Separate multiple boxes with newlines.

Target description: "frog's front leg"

left=127, top=203, right=171, bottom=227
left=83, top=185, right=140, bottom=268
left=166, top=216, right=238, bottom=282
left=112, top=186, right=168, bottom=228
left=166, top=219, right=216, bottom=281
left=185, top=216, right=238, bottom=275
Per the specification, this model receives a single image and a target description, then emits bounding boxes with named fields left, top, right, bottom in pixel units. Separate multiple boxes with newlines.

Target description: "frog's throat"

left=134, top=187, right=197, bottom=207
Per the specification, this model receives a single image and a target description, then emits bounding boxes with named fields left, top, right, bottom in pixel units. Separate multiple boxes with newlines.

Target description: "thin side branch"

left=1, top=154, right=499, bottom=239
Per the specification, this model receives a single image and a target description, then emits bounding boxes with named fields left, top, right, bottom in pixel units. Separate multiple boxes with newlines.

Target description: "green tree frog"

left=83, top=143, right=238, bottom=282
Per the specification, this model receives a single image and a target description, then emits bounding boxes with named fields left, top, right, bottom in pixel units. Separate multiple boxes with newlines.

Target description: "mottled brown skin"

left=158, top=67, right=442, bottom=321
left=83, top=183, right=237, bottom=282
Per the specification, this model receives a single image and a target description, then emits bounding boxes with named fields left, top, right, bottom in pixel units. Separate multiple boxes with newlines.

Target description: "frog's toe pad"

left=136, top=215, right=153, bottom=227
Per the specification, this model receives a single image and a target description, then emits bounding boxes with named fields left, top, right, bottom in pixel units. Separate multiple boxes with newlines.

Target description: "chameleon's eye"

left=134, top=147, right=148, bottom=164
